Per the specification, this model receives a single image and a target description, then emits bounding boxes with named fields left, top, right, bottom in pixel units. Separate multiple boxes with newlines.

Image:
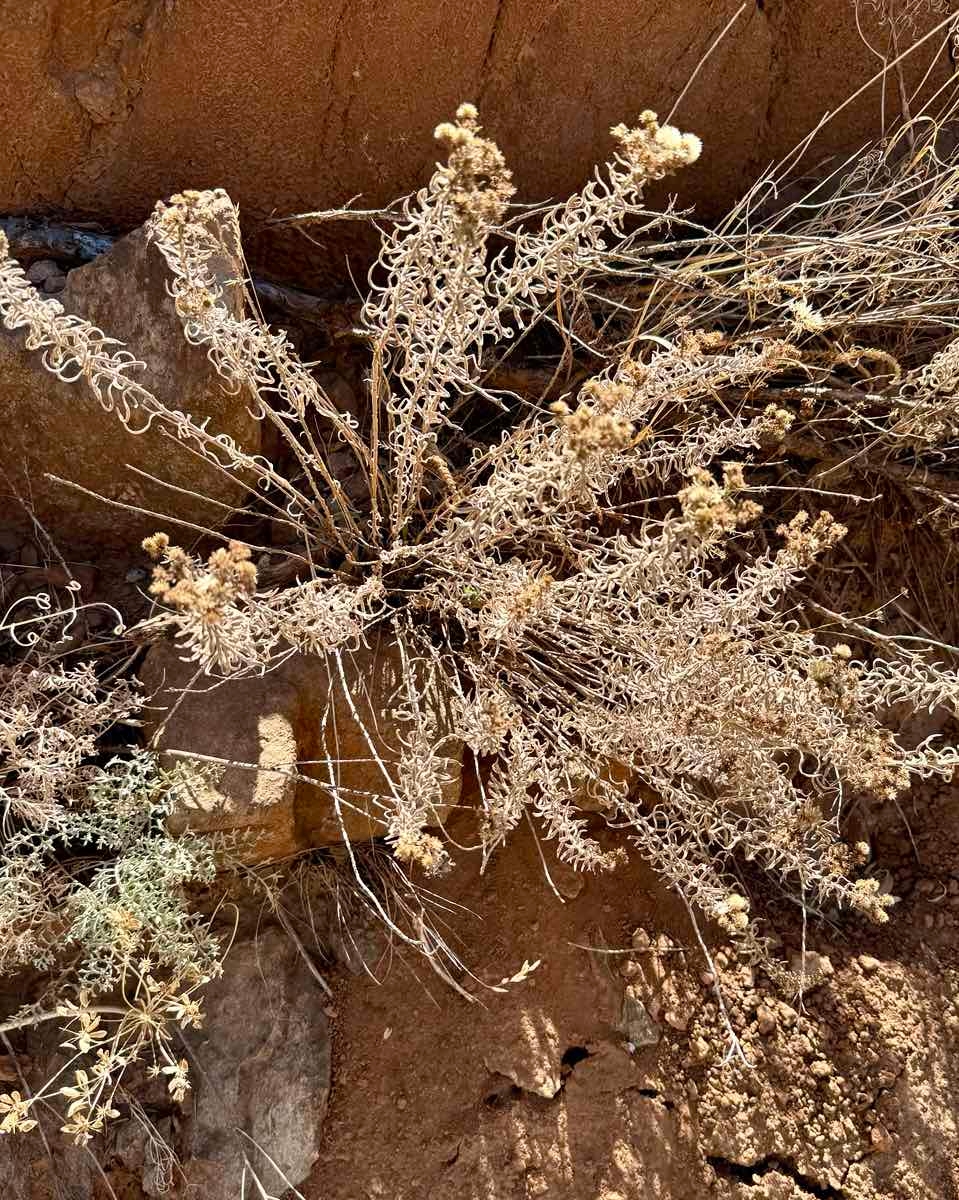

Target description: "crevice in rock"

left=0, top=215, right=355, bottom=333
left=707, top=1154, right=844, bottom=1198
left=634, top=1086, right=675, bottom=1111
left=478, top=0, right=508, bottom=105
left=483, top=1079, right=524, bottom=1107
left=559, top=1044, right=591, bottom=1073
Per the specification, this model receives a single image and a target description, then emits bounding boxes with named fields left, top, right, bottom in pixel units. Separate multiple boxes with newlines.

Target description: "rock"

left=1, top=923, right=329, bottom=1200
left=0, top=193, right=261, bottom=552
left=0, top=1140, right=97, bottom=1200
left=25, top=258, right=60, bottom=284
left=757, top=1006, right=778, bottom=1037
left=859, top=955, right=881, bottom=973
left=141, top=639, right=462, bottom=861
left=484, top=1010, right=562, bottom=1098
left=0, top=4, right=950, bottom=294
left=177, top=931, right=331, bottom=1195
left=664, top=1009, right=689, bottom=1033
left=630, top=927, right=652, bottom=952
left=142, top=640, right=299, bottom=861
left=778, top=1002, right=799, bottom=1028
left=42, top=271, right=67, bottom=294
left=177, top=926, right=330, bottom=1197
left=870, top=1122, right=894, bottom=1153
left=618, top=986, right=661, bottom=1048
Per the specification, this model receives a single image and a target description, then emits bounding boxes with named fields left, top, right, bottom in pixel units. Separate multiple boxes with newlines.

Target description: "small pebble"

left=859, top=955, right=881, bottom=973
left=26, top=258, right=60, bottom=285
left=870, top=1123, right=894, bottom=1153
left=664, top=1009, right=688, bottom=1033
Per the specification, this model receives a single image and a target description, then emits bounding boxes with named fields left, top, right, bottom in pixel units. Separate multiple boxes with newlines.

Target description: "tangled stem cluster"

left=4, top=88, right=959, bottom=1130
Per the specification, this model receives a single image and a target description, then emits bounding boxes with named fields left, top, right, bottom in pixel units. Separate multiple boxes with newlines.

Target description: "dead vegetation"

left=0, top=22, right=958, bottom=1181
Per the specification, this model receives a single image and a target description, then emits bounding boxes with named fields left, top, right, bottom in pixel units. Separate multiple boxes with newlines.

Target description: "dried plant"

left=3, top=68, right=959, bottom=1106
left=0, top=959, right=216, bottom=1142
left=0, top=586, right=221, bottom=1142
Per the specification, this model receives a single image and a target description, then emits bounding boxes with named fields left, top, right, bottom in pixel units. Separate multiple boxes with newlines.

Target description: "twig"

left=781, top=432, right=959, bottom=498
left=271, top=905, right=334, bottom=998
left=268, top=200, right=404, bottom=227
left=0, top=1006, right=127, bottom=1036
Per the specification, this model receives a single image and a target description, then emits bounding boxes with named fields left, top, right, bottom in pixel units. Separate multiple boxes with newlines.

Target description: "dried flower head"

left=612, top=110, right=702, bottom=181
left=551, top=384, right=635, bottom=461
left=679, top=466, right=762, bottom=536
left=434, top=103, right=515, bottom=244
left=145, top=538, right=258, bottom=672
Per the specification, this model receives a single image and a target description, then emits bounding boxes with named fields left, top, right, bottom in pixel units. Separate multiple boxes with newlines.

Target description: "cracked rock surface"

left=1, top=3, right=952, bottom=289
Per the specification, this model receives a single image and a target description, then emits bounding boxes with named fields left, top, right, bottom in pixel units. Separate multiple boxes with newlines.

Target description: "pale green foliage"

left=0, top=742, right=217, bottom=990
left=0, top=630, right=220, bottom=1143
left=58, top=752, right=218, bottom=990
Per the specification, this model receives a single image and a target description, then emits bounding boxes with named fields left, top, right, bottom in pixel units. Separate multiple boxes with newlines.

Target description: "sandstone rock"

left=0, top=193, right=260, bottom=552
left=141, top=645, right=300, bottom=861
left=484, top=1008, right=563, bottom=1098
left=0, top=5, right=950, bottom=292
left=141, top=639, right=462, bottom=861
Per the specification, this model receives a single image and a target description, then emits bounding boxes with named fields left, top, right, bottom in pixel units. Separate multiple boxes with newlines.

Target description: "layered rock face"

left=141, top=639, right=462, bottom=862
left=1, top=3, right=951, bottom=288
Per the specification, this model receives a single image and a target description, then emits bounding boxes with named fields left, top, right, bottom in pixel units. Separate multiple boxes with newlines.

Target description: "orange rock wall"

left=2, top=2, right=952, bottom=284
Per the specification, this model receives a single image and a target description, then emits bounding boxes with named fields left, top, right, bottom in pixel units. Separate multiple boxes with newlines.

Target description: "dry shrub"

left=0, top=590, right=220, bottom=1140
left=3, top=74, right=959, bottom=1130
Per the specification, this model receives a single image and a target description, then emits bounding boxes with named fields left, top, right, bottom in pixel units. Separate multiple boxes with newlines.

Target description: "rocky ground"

left=304, top=782, right=959, bottom=1200
left=4, top=779, right=957, bottom=1200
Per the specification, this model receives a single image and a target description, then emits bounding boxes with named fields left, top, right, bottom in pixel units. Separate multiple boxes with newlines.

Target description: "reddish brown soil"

left=309, top=788, right=959, bottom=1200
